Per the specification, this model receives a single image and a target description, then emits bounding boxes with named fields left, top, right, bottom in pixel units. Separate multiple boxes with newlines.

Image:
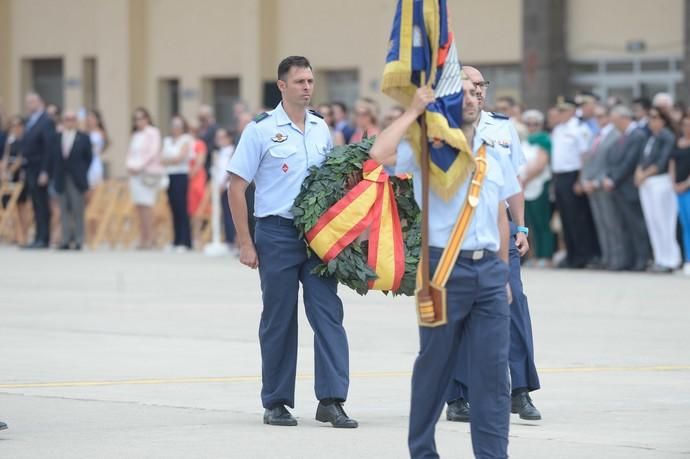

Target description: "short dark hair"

left=632, top=97, right=652, bottom=111
left=332, top=101, right=348, bottom=114
left=277, top=56, right=312, bottom=81
left=649, top=106, right=674, bottom=130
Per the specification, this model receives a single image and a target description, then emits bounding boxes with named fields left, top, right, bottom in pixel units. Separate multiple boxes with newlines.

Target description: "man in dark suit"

left=603, top=105, right=651, bottom=270
left=52, top=110, right=92, bottom=250
left=581, top=105, right=622, bottom=270
left=22, top=92, right=56, bottom=248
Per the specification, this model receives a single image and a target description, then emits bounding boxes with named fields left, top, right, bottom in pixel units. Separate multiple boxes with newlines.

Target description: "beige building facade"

left=0, top=0, right=687, bottom=176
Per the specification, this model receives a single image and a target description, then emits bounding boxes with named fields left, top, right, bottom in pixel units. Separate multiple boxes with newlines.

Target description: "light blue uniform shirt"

left=477, top=111, right=525, bottom=176
left=395, top=135, right=521, bottom=251
left=228, top=102, right=333, bottom=219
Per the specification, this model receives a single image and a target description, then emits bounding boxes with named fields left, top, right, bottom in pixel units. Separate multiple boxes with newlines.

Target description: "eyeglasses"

left=474, top=81, right=490, bottom=89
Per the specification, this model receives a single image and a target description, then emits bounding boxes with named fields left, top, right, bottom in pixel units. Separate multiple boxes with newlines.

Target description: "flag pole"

left=418, top=113, right=432, bottom=310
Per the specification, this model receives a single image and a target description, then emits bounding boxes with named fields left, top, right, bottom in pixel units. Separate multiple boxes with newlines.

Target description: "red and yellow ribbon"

left=306, top=160, right=406, bottom=292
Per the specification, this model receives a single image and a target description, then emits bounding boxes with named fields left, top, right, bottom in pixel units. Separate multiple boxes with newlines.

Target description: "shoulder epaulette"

left=253, top=112, right=269, bottom=123
left=309, top=109, right=324, bottom=119
left=490, top=112, right=509, bottom=120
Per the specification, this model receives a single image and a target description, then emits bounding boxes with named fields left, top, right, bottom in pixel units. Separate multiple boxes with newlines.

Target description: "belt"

left=257, top=215, right=294, bottom=226
left=457, top=249, right=497, bottom=261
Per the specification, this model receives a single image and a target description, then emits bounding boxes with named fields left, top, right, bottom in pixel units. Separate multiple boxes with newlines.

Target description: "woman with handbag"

left=126, top=108, right=163, bottom=249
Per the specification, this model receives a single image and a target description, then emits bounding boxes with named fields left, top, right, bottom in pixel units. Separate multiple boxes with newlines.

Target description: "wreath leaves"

left=292, top=138, right=420, bottom=296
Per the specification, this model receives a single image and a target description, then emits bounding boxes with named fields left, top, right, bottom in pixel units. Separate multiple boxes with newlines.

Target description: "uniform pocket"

left=268, top=146, right=298, bottom=159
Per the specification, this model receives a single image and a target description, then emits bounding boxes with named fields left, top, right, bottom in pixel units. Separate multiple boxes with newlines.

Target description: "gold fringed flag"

left=382, top=0, right=473, bottom=201
left=306, top=160, right=406, bottom=292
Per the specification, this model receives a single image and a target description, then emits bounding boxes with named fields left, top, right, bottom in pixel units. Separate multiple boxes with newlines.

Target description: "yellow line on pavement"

left=1, top=365, right=689, bottom=389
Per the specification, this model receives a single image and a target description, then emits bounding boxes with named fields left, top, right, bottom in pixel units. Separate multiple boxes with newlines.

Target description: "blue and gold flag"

left=382, top=0, right=473, bottom=200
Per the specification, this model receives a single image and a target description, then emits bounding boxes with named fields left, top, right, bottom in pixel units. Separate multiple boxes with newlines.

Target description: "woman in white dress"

left=86, top=110, right=109, bottom=188
left=126, top=108, right=163, bottom=249
left=161, top=115, right=193, bottom=250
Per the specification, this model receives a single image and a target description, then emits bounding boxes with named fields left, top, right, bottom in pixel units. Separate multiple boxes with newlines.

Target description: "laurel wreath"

left=292, top=138, right=420, bottom=296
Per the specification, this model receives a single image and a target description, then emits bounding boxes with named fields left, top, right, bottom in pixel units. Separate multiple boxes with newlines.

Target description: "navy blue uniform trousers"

left=447, top=223, right=541, bottom=403
left=254, top=216, right=349, bottom=409
left=409, top=248, right=510, bottom=459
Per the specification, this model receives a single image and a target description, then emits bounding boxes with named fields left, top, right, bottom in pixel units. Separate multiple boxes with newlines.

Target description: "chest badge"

left=272, top=133, right=288, bottom=143
left=497, top=140, right=511, bottom=148
left=282, top=163, right=289, bottom=173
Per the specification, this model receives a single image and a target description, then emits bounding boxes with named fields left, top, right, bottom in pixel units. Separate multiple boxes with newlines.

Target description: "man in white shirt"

left=551, top=97, right=600, bottom=268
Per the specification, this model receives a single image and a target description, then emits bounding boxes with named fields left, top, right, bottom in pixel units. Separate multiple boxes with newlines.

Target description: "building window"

left=473, top=64, right=522, bottom=109
left=320, top=70, right=359, bottom=109
left=23, top=58, right=63, bottom=108
left=82, top=57, right=97, bottom=110
left=570, top=56, right=682, bottom=104
left=202, top=78, right=240, bottom=128
left=158, top=79, right=180, bottom=134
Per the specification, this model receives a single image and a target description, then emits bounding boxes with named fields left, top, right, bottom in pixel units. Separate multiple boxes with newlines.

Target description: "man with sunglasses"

left=445, top=66, right=543, bottom=423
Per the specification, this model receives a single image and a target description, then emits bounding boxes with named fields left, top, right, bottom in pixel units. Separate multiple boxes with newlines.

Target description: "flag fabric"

left=381, top=0, right=473, bottom=200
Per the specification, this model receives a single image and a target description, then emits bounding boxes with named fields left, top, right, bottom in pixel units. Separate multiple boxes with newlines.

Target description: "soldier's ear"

left=277, top=79, right=287, bottom=92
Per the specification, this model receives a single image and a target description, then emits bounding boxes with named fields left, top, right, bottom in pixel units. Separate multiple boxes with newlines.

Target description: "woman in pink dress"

left=126, top=107, right=163, bottom=249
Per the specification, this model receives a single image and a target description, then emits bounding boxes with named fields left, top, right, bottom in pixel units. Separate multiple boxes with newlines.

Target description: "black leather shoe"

left=22, top=241, right=49, bottom=249
left=315, top=401, right=358, bottom=428
left=58, top=243, right=71, bottom=251
left=74, top=244, right=82, bottom=251
left=263, top=405, right=297, bottom=426
left=446, top=398, right=470, bottom=422
left=0, top=420, right=7, bottom=431
left=649, top=264, right=673, bottom=274
left=511, top=392, right=541, bottom=420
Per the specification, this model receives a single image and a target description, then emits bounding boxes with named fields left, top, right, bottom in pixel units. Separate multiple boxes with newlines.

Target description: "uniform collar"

left=272, top=102, right=318, bottom=128
left=471, top=127, right=493, bottom=152
left=478, top=110, right=494, bottom=127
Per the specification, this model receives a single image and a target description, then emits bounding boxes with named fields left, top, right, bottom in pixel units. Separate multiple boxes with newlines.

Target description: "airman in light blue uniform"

left=369, top=83, right=521, bottom=459
left=227, top=56, right=357, bottom=429
left=445, top=68, right=543, bottom=425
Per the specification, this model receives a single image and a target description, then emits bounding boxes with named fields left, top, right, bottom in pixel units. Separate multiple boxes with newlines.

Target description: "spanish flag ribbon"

left=382, top=0, right=473, bottom=201
left=306, top=160, right=406, bottom=292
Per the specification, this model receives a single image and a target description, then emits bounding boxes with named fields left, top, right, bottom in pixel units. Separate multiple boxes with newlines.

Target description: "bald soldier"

left=445, top=66, right=542, bottom=423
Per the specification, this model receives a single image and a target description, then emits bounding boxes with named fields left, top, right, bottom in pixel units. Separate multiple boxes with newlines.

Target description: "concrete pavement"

left=1, top=247, right=689, bottom=458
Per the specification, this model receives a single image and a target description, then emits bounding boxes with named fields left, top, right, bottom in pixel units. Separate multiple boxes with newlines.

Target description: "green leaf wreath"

left=292, top=137, right=420, bottom=296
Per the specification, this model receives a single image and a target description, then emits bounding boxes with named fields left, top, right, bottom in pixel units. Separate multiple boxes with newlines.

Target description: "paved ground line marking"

left=1, top=365, right=688, bottom=389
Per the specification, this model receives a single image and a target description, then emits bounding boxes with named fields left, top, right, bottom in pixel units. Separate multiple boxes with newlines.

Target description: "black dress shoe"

left=315, top=401, right=358, bottom=428
left=74, top=244, right=82, bottom=251
left=263, top=405, right=297, bottom=426
left=58, top=243, right=71, bottom=251
left=511, top=392, right=541, bottom=420
left=446, top=398, right=470, bottom=422
left=22, top=241, right=49, bottom=249
left=0, top=420, right=7, bottom=431
left=649, top=264, right=673, bottom=274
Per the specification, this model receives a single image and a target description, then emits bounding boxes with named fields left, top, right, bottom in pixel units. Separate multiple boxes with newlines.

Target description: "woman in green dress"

left=519, top=110, right=554, bottom=267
